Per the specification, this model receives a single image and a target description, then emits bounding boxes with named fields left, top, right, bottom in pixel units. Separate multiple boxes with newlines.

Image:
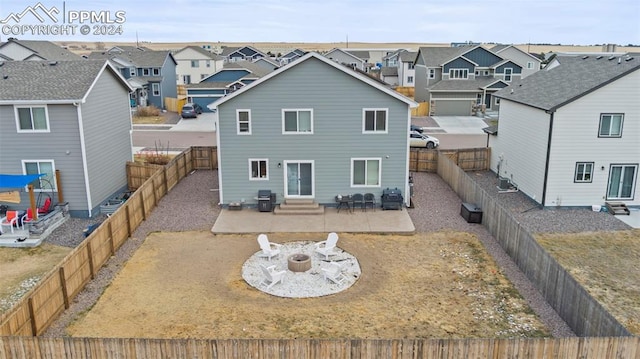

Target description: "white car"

left=410, top=131, right=439, bottom=149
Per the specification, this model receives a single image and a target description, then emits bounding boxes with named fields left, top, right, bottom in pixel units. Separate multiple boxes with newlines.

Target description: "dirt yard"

left=536, top=229, right=640, bottom=335
left=66, top=231, right=548, bottom=339
left=0, top=244, right=71, bottom=313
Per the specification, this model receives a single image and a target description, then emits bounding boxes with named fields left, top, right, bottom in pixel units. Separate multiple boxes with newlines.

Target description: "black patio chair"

left=363, top=193, right=376, bottom=211
left=352, top=193, right=364, bottom=211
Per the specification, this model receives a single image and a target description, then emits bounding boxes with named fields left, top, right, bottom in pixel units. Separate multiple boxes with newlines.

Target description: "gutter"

left=540, top=110, right=554, bottom=206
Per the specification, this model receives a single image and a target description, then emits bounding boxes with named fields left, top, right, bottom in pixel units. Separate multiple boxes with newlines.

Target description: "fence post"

left=59, top=267, right=69, bottom=309
left=27, top=298, right=37, bottom=336
left=140, top=190, right=147, bottom=221
left=108, top=220, right=115, bottom=256
left=125, top=204, right=132, bottom=238
left=87, top=242, right=95, bottom=280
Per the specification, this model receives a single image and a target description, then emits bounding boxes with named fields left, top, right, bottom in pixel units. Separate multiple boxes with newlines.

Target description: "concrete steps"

left=274, top=199, right=324, bottom=215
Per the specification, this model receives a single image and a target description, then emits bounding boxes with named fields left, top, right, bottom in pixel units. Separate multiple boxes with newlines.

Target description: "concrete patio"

left=211, top=206, right=415, bottom=234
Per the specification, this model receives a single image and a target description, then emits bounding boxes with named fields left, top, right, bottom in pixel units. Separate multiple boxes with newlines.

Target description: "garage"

left=431, top=100, right=473, bottom=116
left=191, top=96, right=221, bottom=113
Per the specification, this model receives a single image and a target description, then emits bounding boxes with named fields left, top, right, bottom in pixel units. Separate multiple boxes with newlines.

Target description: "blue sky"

left=1, top=0, right=639, bottom=45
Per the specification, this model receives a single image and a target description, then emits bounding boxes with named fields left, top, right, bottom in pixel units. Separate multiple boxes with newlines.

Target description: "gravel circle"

left=242, top=241, right=361, bottom=298
left=44, top=169, right=578, bottom=338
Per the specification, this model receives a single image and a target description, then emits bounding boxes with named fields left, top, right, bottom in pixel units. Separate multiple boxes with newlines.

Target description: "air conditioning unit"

left=498, top=177, right=511, bottom=190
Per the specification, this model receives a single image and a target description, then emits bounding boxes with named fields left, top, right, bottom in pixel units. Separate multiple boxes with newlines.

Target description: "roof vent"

left=3, top=74, right=8, bottom=79
left=49, top=61, right=58, bottom=66
left=596, top=55, right=603, bottom=60
left=625, top=56, right=634, bottom=62
left=608, top=55, right=616, bottom=61
left=582, top=55, right=589, bottom=59
left=618, top=57, right=622, bottom=64
left=510, top=89, right=514, bottom=94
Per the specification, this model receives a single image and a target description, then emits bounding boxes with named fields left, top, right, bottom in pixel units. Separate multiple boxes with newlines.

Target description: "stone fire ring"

left=288, top=253, right=311, bottom=272
left=242, top=241, right=361, bottom=298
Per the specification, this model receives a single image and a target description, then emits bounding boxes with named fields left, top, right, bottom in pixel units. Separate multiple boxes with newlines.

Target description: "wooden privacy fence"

left=0, top=336, right=638, bottom=359
left=164, top=96, right=187, bottom=113
left=410, top=147, right=489, bottom=173
left=436, top=153, right=631, bottom=337
left=0, top=147, right=204, bottom=337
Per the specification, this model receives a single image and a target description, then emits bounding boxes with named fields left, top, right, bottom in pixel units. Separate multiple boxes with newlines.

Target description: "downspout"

left=75, top=103, right=93, bottom=217
left=540, top=110, right=554, bottom=207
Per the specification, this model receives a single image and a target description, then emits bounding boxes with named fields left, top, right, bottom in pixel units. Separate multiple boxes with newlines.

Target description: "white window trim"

left=362, top=108, right=389, bottom=134
left=407, top=76, right=414, bottom=84
left=152, top=68, right=160, bottom=76
left=350, top=158, right=382, bottom=188
left=607, top=164, right=638, bottom=200
left=504, top=68, right=513, bottom=82
left=191, top=60, right=199, bottom=68
left=21, top=159, right=57, bottom=192
left=248, top=158, right=269, bottom=181
left=574, top=162, right=594, bottom=183
left=142, top=68, right=150, bottom=76
left=152, top=83, right=160, bottom=96
left=129, top=67, right=136, bottom=76
left=237, top=109, right=251, bottom=135
left=527, top=61, right=534, bottom=69
left=15, top=105, right=51, bottom=133
left=281, top=108, right=314, bottom=134
left=449, top=68, right=469, bottom=79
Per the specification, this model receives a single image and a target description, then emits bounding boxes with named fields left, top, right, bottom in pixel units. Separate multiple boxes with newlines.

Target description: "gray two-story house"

left=212, top=52, right=417, bottom=209
left=88, top=46, right=177, bottom=109
left=414, top=45, right=521, bottom=115
left=0, top=60, right=133, bottom=218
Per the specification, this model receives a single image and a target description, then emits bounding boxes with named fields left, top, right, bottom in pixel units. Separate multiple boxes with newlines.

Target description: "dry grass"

left=536, top=229, right=640, bottom=334
left=65, top=231, right=548, bottom=339
left=0, top=244, right=72, bottom=313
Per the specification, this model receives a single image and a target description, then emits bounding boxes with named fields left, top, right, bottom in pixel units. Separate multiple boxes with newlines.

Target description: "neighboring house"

left=220, top=46, right=268, bottom=63
left=397, top=51, right=417, bottom=87
left=87, top=46, right=177, bottom=109
left=382, top=49, right=407, bottom=67
left=489, top=54, right=640, bottom=207
left=414, top=45, right=517, bottom=115
left=380, top=66, right=399, bottom=86
left=186, top=61, right=276, bottom=112
left=252, top=57, right=280, bottom=71
left=490, top=44, right=542, bottom=78
left=210, top=52, right=417, bottom=209
left=278, top=49, right=306, bottom=65
left=173, top=46, right=223, bottom=85
left=0, top=60, right=134, bottom=218
left=324, top=48, right=367, bottom=71
left=0, top=39, right=81, bottom=61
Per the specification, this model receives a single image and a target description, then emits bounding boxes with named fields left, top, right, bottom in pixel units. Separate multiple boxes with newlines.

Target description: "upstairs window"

left=599, top=114, right=623, bottom=137
left=237, top=109, right=251, bottom=134
left=408, top=62, right=415, bottom=69
left=191, top=60, right=199, bottom=68
left=574, top=162, right=594, bottom=183
left=283, top=109, right=313, bottom=134
left=142, top=68, right=150, bottom=76
left=527, top=61, right=534, bottom=69
left=152, top=68, right=160, bottom=76
left=363, top=109, right=388, bottom=133
left=449, top=69, right=468, bottom=79
left=504, top=68, right=513, bottom=82
left=16, top=106, right=49, bottom=132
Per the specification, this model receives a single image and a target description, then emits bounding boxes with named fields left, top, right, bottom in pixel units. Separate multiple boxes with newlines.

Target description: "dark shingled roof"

left=87, top=47, right=173, bottom=67
left=345, top=50, right=370, bottom=60
left=416, top=46, right=472, bottom=67
left=0, top=60, right=116, bottom=101
left=381, top=67, right=398, bottom=76
left=495, top=54, right=640, bottom=111
left=399, top=51, right=417, bottom=62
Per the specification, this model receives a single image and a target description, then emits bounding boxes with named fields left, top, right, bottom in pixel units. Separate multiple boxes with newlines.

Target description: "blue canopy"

left=0, top=174, right=44, bottom=189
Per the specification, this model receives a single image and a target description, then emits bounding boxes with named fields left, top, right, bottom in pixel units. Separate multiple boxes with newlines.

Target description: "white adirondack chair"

left=321, top=262, right=346, bottom=285
left=260, top=264, right=286, bottom=289
left=315, top=232, right=339, bottom=260
left=257, top=234, right=282, bottom=261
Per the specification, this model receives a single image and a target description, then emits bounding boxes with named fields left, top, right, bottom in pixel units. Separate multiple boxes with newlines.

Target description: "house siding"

left=414, top=54, right=428, bottom=102
left=489, top=101, right=549, bottom=204
left=544, top=70, right=640, bottom=206
left=160, top=56, right=177, bottom=108
left=0, top=104, right=88, bottom=212
left=495, top=47, right=540, bottom=78
left=325, top=51, right=364, bottom=71
left=174, top=48, right=223, bottom=85
left=443, top=58, right=475, bottom=74
left=217, top=57, right=409, bottom=206
left=463, top=47, right=503, bottom=67
left=81, top=68, right=133, bottom=216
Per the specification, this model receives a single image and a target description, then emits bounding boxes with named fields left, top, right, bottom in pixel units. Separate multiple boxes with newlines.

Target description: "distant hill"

left=58, top=41, right=640, bottom=57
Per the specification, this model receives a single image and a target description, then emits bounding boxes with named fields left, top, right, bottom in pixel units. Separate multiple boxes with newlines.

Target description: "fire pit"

left=288, top=253, right=311, bottom=272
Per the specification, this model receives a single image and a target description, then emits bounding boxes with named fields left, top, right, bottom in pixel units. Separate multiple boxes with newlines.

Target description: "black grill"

left=381, top=188, right=403, bottom=210
left=257, top=190, right=273, bottom=212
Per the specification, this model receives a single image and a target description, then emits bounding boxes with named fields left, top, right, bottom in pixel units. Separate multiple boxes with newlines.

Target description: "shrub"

left=136, top=105, right=161, bottom=117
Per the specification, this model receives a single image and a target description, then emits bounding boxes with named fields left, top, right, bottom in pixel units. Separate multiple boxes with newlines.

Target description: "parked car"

left=410, top=131, right=439, bottom=149
left=410, top=124, right=424, bottom=133
left=181, top=103, right=202, bottom=118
